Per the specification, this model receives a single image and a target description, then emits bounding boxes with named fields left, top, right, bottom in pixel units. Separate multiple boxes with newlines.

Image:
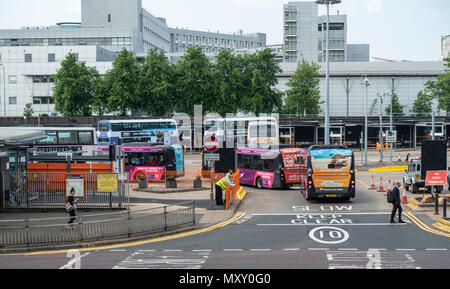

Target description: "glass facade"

left=0, top=37, right=131, bottom=47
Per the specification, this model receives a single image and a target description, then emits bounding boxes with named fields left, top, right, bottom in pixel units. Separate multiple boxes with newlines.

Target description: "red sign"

left=204, top=136, right=220, bottom=152
left=425, top=171, right=448, bottom=186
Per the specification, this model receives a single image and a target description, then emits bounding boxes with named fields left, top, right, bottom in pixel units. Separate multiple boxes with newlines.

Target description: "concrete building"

left=277, top=61, right=446, bottom=117
left=347, top=44, right=370, bottom=62
left=442, top=35, right=450, bottom=60
left=283, top=1, right=367, bottom=63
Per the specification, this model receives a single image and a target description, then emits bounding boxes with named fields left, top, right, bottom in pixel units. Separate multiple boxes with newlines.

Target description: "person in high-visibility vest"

left=215, top=172, right=235, bottom=206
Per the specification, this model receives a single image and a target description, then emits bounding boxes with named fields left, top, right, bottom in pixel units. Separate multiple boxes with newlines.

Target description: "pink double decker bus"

left=237, top=147, right=307, bottom=189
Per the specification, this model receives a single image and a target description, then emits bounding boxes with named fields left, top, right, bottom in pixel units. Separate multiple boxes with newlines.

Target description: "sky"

left=0, top=0, right=449, bottom=61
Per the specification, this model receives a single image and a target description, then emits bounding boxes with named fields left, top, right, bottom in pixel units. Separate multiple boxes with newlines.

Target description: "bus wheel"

left=256, top=177, right=263, bottom=189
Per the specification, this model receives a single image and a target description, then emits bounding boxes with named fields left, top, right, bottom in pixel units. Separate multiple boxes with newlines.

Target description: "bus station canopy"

left=0, top=128, right=47, bottom=146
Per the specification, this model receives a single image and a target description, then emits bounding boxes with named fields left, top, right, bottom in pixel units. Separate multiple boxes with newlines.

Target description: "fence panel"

left=2, top=172, right=129, bottom=210
left=0, top=201, right=195, bottom=247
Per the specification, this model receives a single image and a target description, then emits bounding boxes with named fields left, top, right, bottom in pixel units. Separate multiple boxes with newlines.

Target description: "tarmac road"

left=0, top=171, right=448, bottom=270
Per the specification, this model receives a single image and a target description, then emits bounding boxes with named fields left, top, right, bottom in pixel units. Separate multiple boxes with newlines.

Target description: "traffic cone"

left=377, top=176, right=385, bottom=192
left=402, top=185, right=408, bottom=204
left=397, top=153, right=401, bottom=162
left=387, top=179, right=392, bottom=193
left=369, top=175, right=376, bottom=190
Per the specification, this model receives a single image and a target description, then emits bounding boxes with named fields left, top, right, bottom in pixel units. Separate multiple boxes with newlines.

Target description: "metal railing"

left=2, top=172, right=129, bottom=210
left=0, top=201, right=196, bottom=247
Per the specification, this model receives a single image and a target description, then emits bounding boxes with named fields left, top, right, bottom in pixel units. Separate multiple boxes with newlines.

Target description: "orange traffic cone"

left=387, top=179, right=392, bottom=193
left=369, top=175, right=376, bottom=190
left=377, top=177, right=385, bottom=192
left=402, top=185, right=408, bottom=204
left=397, top=153, right=401, bottom=162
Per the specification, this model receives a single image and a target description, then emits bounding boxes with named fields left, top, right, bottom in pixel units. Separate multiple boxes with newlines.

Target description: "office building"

left=283, top=1, right=368, bottom=63
left=442, top=35, right=450, bottom=60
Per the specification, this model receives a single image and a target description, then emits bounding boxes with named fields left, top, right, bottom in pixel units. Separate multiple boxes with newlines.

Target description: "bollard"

left=434, top=194, right=439, bottom=215
left=443, top=198, right=447, bottom=219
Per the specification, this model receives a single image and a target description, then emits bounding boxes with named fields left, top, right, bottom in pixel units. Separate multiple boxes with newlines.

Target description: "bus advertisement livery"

left=304, top=146, right=355, bottom=201
left=237, top=147, right=306, bottom=189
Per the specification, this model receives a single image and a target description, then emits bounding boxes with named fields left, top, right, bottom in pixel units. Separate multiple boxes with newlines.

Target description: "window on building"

left=48, top=53, right=55, bottom=62
left=8, top=75, right=16, bottom=83
left=33, top=96, right=54, bottom=105
left=25, top=54, right=32, bottom=63
left=108, top=14, right=111, bottom=23
left=9, top=97, right=16, bottom=105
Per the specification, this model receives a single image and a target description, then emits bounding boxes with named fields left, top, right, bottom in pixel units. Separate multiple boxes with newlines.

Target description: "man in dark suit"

left=391, top=182, right=405, bottom=224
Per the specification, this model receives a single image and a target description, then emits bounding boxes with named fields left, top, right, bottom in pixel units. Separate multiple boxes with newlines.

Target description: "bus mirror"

left=179, top=132, right=184, bottom=142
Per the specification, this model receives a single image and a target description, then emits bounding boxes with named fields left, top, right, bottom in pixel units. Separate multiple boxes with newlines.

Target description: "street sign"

left=203, top=153, right=220, bottom=161
left=425, top=171, right=448, bottom=186
left=204, top=136, right=220, bottom=152
left=386, top=130, right=397, bottom=143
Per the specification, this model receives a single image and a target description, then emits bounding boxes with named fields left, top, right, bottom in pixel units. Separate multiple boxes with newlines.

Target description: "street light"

left=0, top=64, right=5, bottom=117
left=316, top=0, right=342, bottom=145
left=361, top=75, right=369, bottom=166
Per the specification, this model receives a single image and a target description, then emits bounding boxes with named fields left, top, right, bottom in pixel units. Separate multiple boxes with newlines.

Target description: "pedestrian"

left=66, top=188, right=79, bottom=229
left=215, top=173, right=235, bottom=206
left=390, top=182, right=405, bottom=224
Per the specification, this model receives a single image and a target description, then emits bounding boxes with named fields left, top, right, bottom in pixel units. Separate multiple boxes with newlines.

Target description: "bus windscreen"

left=310, top=149, right=352, bottom=170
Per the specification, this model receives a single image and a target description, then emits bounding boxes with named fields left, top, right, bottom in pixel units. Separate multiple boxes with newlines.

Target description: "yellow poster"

left=97, top=174, right=118, bottom=193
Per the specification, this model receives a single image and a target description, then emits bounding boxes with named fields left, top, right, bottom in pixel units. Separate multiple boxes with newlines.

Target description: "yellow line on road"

left=22, top=212, right=246, bottom=256
left=404, top=212, right=450, bottom=238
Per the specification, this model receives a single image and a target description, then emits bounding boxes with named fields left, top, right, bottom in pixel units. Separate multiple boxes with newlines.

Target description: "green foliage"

left=174, top=48, right=214, bottom=116
left=282, top=59, right=322, bottom=116
left=102, top=49, right=141, bottom=116
left=385, top=93, right=404, bottom=116
left=23, top=103, right=34, bottom=118
left=139, top=49, right=175, bottom=116
left=412, top=90, right=434, bottom=116
left=53, top=53, right=99, bottom=117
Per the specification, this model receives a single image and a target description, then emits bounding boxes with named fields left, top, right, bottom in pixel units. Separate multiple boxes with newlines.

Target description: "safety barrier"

left=225, top=170, right=241, bottom=210
left=0, top=201, right=195, bottom=248
left=2, top=172, right=129, bottom=210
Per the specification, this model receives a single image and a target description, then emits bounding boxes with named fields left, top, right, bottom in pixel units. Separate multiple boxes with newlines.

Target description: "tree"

left=385, top=93, right=404, bottom=116
left=23, top=103, right=34, bottom=118
left=102, top=48, right=141, bottom=116
left=174, top=48, right=214, bottom=116
left=411, top=90, right=434, bottom=116
left=433, top=56, right=450, bottom=113
left=282, top=59, right=322, bottom=116
left=139, top=49, right=175, bottom=116
left=241, top=49, right=283, bottom=115
left=53, top=53, right=99, bottom=117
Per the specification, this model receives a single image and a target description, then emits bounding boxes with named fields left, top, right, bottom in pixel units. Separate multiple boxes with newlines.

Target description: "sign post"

left=425, top=170, right=447, bottom=215
left=204, top=136, right=220, bottom=210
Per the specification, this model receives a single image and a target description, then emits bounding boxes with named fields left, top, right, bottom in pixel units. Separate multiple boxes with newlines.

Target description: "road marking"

left=395, top=249, right=416, bottom=251
left=309, top=248, right=330, bottom=251
left=192, top=249, right=212, bottom=252
left=338, top=248, right=358, bottom=251
left=60, top=251, right=90, bottom=269
left=23, top=212, right=246, bottom=256
left=163, top=249, right=183, bottom=252
left=223, top=249, right=243, bottom=252
left=250, top=249, right=271, bottom=252
left=109, top=249, right=127, bottom=252
left=425, top=248, right=448, bottom=251
left=283, top=248, right=300, bottom=251
left=258, top=223, right=407, bottom=226
left=404, top=212, right=450, bottom=238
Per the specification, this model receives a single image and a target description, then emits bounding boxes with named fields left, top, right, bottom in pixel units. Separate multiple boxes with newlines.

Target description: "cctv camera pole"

left=389, top=92, right=393, bottom=166
left=378, top=93, right=384, bottom=162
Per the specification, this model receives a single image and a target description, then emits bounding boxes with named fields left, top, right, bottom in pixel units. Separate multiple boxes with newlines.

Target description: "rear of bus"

left=280, top=148, right=307, bottom=188
left=306, top=146, right=355, bottom=200
left=247, top=118, right=279, bottom=149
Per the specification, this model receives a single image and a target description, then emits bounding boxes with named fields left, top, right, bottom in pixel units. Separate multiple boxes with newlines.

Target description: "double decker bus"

left=303, top=145, right=356, bottom=201
left=204, top=116, right=279, bottom=148
left=236, top=147, right=307, bottom=189
left=97, top=119, right=181, bottom=146
left=99, top=144, right=184, bottom=182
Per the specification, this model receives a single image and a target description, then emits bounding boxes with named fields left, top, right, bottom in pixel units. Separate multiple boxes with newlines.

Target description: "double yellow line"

left=23, top=212, right=246, bottom=256
left=404, top=212, right=450, bottom=238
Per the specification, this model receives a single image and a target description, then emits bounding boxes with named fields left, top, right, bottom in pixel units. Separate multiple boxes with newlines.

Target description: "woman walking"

left=66, top=188, right=79, bottom=229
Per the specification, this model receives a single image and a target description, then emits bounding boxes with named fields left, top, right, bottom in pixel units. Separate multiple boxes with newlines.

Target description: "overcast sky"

left=1, top=0, right=449, bottom=61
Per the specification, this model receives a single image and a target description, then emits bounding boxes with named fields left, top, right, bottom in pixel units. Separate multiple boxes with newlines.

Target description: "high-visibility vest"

left=216, top=175, right=231, bottom=190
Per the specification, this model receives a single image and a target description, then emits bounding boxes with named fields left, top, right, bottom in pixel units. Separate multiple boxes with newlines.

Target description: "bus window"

left=58, top=131, right=78, bottom=144
left=38, top=131, right=57, bottom=144
left=78, top=131, right=93, bottom=144
left=99, top=123, right=110, bottom=132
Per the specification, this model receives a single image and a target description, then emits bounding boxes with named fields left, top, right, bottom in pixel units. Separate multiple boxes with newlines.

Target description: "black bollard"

left=443, top=198, right=447, bottom=219
left=434, top=194, right=439, bottom=216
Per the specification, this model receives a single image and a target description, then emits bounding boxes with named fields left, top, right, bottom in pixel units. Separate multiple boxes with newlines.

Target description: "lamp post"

left=316, top=0, right=341, bottom=145
left=361, top=75, right=369, bottom=166
left=0, top=64, right=5, bottom=117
